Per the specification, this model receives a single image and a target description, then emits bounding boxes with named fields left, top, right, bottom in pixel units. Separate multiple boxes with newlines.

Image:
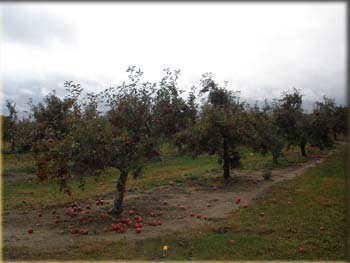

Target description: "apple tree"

left=152, top=69, right=198, bottom=147
left=306, top=98, right=335, bottom=150
left=3, top=100, right=18, bottom=153
left=174, top=74, right=246, bottom=183
left=104, top=67, right=161, bottom=214
left=245, top=101, right=285, bottom=164
left=273, top=89, right=309, bottom=156
left=30, top=82, right=82, bottom=190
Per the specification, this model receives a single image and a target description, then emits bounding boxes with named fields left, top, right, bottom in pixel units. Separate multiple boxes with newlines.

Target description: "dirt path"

left=2, top=154, right=330, bottom=255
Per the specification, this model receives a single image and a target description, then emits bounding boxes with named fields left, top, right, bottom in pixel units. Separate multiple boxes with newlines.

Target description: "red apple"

left=135, top=227, right=142, bottom=234
left=27, top=227, right=33, bottom=234
left=243, top=204, right=248, bottom=208
left=229, top=240, right=235, bottom=246
left=196, top=214, right=201, bottom=219
left=54, top=219, right=60, bottom=224
left=203, top=216, right=208, bottom=220
left=80, top=229, right=89, bottom=235
left=235, top=198, right=241, bottom=204
left=70, top=228, right=79, bottom=234
left=103, top=227, right=108, bottom=232
left=320, top=226, right=325, bottom=231
left=163, top=201, right=168, bottom=205
left=298, top=247, right=305, bottom=253
left=190, top=213, right=195, bottom=217
left=128, top=210, right=135, bottom=216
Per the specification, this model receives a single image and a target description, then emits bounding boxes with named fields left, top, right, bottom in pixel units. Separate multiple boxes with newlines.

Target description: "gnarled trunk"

left=222, top=137, right=231, bottom=183
left=272, top=153, right=279, bottom=165
left=300, top=141, right=307, bottom=157
left=113, top=170, right=128, bottom=215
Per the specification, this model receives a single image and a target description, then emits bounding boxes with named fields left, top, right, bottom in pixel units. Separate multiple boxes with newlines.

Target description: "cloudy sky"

left=0, top=2, right=347, bottom=115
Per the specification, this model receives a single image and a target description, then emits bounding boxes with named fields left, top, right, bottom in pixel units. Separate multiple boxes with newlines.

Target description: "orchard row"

left=2, top=68, right=347, bottom=214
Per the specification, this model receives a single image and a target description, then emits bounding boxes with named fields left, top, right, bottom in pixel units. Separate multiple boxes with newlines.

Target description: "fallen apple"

left=243, top=204, right=248, bottom=208
left=196, top=214, right=201, bottom=219
left=135, top=227, right=142, bottom=234
left=229, top=240, right=235, bottom=246
left=80, top=229, right=89, bottom=235
left=298, top=247, right=305, bottom=253
left=128, top=210, right=135, bottom=216
left=27, top=227, right=33, bottom=234
left=70, top=228, right=79, bottom=234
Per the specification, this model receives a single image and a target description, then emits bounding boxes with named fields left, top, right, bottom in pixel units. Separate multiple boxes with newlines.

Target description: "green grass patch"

left=2, top=144, right=323, bottom=210
left=48, top=145, right=345, bottom=261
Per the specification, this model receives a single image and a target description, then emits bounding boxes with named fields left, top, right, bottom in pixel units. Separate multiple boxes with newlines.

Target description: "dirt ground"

left=2, top=153, right=330, bottom=256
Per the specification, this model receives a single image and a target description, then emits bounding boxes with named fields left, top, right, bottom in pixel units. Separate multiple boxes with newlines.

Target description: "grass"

left=2, top=144, right=322, bottom=210
left=2, top=153, right=36, bottom=174
left=4, top=144, right=345, bottom=260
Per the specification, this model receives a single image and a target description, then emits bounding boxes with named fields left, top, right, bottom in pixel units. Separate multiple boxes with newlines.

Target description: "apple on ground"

left=229, top=240, right=235, bottom=246
left=80, top=229, right=89, bottom=235
left=27, top=227, right=34, bottom=234
left=128, top=210, right=135, bottom=216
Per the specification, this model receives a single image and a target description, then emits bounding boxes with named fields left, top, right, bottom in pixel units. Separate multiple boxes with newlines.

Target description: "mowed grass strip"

left=5, top=145, right=345, bottom=261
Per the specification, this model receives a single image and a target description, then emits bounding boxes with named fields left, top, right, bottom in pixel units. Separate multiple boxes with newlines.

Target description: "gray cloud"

left=1, top=74, right=104, bottom=117
left=2, top=5, right=76, bottom=46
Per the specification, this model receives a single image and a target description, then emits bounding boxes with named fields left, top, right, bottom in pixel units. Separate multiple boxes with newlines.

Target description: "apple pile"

left=148, top=220, right=162, bottom=226
left=149, top=211, right=163, bottom=217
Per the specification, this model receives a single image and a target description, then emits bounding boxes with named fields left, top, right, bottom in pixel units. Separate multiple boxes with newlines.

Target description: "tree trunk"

left=300, top=141, right=307, bottom=157
left=272, top=153, right=278, bottom=165
left=333, top=130, right=337, bottom=141
left=10, top=139, right=15, bottom=153
left=222, top=137, right=231, bottom=183
left=113, top=170, right=128, bottom=215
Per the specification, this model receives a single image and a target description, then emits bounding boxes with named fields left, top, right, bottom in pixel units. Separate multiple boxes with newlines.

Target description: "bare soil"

left=2, top=155, right=330, bottom=256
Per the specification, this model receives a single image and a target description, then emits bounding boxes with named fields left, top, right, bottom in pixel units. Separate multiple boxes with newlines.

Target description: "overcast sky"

left=0, top=2, right=347, bottom=115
